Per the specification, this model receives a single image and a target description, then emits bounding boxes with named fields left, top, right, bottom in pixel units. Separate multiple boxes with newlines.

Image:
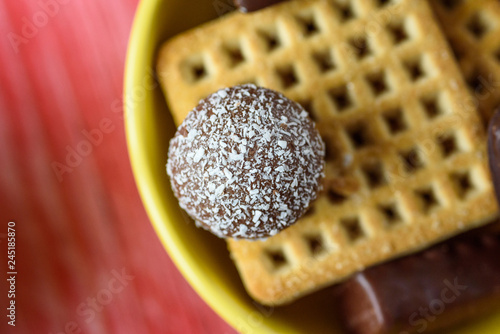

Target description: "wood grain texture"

left=0, top=1, right=235, bottom=333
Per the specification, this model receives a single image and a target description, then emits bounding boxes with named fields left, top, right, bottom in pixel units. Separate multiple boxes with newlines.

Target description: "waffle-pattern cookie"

left=430, top=0, right=500, bottom=125
left=157, top=0, right=498, bottom=305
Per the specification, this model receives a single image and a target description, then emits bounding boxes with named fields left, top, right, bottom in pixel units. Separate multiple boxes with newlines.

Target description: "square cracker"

left=157, top=0, right=498, bottom=305
left=430, top=0, right=500, bottom=125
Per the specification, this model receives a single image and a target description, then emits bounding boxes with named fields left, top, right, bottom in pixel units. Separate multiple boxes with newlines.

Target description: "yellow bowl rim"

left=123, top=0, right=248, bottom=331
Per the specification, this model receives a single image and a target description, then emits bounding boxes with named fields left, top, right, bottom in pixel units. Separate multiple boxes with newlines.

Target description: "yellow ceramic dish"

left=124, top=0, right=500, bottom=332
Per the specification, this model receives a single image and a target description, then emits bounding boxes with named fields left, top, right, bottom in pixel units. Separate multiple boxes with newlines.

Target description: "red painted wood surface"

left=0, top=1, right=236, bottom=333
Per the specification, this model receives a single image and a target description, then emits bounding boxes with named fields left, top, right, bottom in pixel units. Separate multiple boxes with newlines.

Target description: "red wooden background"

left=0, top=1, right=236, bottom=333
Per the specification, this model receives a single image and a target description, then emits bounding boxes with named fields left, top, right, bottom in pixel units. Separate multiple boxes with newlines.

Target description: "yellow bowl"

left=124, top=0, right=500, bottom=332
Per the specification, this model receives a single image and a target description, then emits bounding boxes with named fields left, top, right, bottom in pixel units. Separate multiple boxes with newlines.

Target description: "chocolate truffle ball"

left=167, top=84, right=325, bottom=239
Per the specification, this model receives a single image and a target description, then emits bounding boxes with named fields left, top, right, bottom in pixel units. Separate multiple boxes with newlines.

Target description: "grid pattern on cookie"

left=157, top=0, right=498, bottom=305
left=430, top=0, right=500, bottom=125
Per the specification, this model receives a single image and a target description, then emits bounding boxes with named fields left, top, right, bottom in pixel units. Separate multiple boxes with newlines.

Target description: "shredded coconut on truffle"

left=166, top=84, right=325, bottom=239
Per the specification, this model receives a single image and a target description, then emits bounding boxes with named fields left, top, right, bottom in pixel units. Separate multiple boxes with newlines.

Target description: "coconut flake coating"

left=167, top=84, right=325, bottom=239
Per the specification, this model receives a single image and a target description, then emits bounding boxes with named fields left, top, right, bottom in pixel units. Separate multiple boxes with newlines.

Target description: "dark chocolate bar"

left=334, top=223, right=500, bottom=334
left=488, top=108, right=500, bottom=207
left=233, top=0, right=286, bottom=12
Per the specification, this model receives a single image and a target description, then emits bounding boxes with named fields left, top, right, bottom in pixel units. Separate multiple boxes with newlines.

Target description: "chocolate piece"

left=335, top=223, right=500, bottom=334
left=167, top=85, right=325, bottom=239
left=233, top=0, right=286, bottom=12
left=488, top=108, right=500, bottom=206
